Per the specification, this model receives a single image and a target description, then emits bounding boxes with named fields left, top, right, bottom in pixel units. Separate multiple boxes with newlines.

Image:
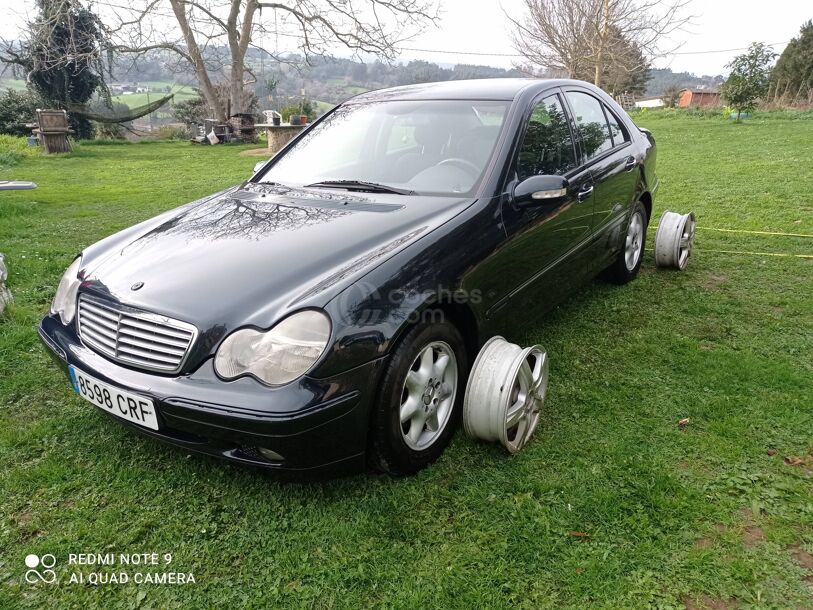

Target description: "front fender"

left=310, top=197, right=502, bottom=379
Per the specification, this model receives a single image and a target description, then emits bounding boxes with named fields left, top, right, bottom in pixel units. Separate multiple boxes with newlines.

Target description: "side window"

left=565, top=91, right=613, bottom=161
left=604, top=104, right=629, bottom=146
left=517, top=94, right=577, bottom=180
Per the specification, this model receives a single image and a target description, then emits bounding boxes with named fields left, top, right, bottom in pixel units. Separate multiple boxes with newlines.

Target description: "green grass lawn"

left=314, top=100, right=337, bottom=114
left=1, top=112, right=811, bottom=609
left=111, top=88, right=198, bottom=110
left=0, top=78, right=28, bottom=91
left=0, top=80, right=197, bottom=108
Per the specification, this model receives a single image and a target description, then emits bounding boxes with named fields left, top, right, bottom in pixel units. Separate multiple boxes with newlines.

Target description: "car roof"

left=348, top=78, right=588, bottom=103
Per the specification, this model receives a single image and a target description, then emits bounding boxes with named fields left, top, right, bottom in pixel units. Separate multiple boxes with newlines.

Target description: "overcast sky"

left=0, top=0, right=809, bottom=76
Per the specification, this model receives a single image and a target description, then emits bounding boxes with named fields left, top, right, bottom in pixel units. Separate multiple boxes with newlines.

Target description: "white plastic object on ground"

left=654, top=210, right=696, bottom=270
left=463, top=336, right=548, bottom=454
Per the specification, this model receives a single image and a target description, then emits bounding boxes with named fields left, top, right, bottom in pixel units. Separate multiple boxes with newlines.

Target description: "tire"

left=369, top=316, right=468, bottom=475
left=607, top=200, right=648, bottom=284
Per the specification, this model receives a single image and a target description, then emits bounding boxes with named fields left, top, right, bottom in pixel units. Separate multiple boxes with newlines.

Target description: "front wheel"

left=607, top=201, right=648, bottom=284
left=369, top=318, right=468, bottom=475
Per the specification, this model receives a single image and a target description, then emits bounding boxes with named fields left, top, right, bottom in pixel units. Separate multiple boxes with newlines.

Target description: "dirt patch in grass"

left=701, top=272, right=729, bottom=290
left=705, top=512, right=769, bottom=549
left=682, top=593, right=738, bottom=609
left=742, top=525, right=765, bottom=547
left=238, top=148, right=273, bottom=157
left=736, top=508, right=766, bottom=547
left=14, top=510, right=33, bottom=526
left=782, top=454, right=813, bottom=476
left=693, top=523, right=730, bottom=550
left=790, top=544, right=813, bottom=582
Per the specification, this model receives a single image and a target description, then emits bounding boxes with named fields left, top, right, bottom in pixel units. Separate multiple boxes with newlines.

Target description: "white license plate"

left=69, top=366, right=159, bottom=430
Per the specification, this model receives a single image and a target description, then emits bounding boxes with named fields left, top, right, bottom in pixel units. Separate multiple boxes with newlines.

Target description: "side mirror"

left=512, top=175, right=569, bottom=208
left=253, top=160, right=268, bottom=175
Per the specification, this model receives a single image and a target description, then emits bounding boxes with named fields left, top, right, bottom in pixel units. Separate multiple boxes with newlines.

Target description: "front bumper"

left=39, top=314, right=385, bottom=475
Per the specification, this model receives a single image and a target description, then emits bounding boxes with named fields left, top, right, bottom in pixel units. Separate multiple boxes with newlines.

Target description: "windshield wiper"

left=304, top=180, right=415, bottom=195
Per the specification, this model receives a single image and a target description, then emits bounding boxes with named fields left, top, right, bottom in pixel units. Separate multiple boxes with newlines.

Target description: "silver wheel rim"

left=654, top=210, right=696, bottom=270
left=625, top=211, right=645, bottom=271
left=677, top=216, right=696, bottom=269
left=463, top=337, right=548, bottom=454
left=502, top=347, right=547, bottom=452
left=400, top=341, right=458, bottom=450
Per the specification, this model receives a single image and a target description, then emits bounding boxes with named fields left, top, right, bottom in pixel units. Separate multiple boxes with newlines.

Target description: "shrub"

left=0, top=134, right=42, bottom=168
left=279, top=99, right=317, bottom=123
left=173, top=95, right=208, bottom=126
left=663, top=87, right=682, bottom=108
left=0, top=89, right=42, bottom=137
left=153, top=124, right=190, bottom=140
left=94, top=122, right=126, bottom=140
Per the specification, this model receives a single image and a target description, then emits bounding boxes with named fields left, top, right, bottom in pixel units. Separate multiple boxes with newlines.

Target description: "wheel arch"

left=639, top=190, right=653, bottom=223
left=388, top=299, right=480, bottom=368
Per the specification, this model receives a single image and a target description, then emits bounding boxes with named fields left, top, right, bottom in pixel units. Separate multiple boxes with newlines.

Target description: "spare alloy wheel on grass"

left=655, top=210, right=696, bottom=270
left=463, top=337, right=549, bottom=453
left=1, top=182, right=38, bottom=314
left=0, top=253, right=11, bottom=314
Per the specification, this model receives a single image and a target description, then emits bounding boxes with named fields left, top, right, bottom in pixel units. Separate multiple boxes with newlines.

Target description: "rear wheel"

left=607, top=201, right=648, bottom=284
left=369, top=318, right=467, bottom=475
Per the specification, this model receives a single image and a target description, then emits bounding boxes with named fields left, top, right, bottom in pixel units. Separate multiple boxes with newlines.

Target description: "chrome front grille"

left=77, top=294, right=197, bottom=373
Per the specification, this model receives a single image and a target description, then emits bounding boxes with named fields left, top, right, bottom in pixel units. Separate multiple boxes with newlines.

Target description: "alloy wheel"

left=624, top=210, right=645, bottom=271
left=400, top=341, right=458, bottom=450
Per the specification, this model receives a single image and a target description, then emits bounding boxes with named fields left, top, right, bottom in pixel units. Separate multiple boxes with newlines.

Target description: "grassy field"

left=0, top=79, right=198, bottom=106
left=0, top=78, right=28, bottom=91
left=0, top=111, right=811, bottom=609
left=110, top=88, right=198, bottom=110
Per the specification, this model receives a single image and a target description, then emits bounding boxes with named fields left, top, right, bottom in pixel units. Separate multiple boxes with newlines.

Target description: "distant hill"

left=2, top=50, right=726, bottom=113
left=646, top=68, right=724, bottom=96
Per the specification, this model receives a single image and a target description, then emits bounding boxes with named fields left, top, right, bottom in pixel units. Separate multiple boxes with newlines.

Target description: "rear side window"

left=604, top=105, right=629, bottom=146
left=565, top=91, right=613, bottom=161
left=517, top=94, right=577, bottom=180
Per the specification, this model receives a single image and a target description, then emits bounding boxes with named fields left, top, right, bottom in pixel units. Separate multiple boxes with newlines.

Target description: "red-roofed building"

left=678, top=89, right=722, bottom=108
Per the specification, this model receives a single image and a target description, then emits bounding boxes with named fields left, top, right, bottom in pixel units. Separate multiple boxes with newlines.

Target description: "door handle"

left=624, top=156, right=637, bottom=172
left=577, top=185, right=594, bottom=202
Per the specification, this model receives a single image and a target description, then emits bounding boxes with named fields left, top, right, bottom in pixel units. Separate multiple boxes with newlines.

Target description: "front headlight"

left=50, top=257, right=82, bottom=325
left=214, top=310, right=331, bottom=385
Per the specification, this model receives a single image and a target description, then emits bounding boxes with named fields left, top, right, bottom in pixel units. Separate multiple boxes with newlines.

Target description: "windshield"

left=259, top=100, right=509, bottom=196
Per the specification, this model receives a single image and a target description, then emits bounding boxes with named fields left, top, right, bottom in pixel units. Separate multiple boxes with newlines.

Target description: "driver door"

left=489, top=91, right=595, bottom=324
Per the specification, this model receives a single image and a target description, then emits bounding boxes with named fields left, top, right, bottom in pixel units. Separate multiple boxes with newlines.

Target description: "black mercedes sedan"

left=40, top=78, right=657, bottom=476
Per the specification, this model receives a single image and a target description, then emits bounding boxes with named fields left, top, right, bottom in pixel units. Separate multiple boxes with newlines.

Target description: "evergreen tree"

left=771, top=21, right=813, bottom=99
left=3, top=0, right=109, bottom=138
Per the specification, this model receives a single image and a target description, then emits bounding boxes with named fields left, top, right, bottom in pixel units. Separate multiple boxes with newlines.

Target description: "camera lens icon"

left=25, top=554, right=57, bottom=584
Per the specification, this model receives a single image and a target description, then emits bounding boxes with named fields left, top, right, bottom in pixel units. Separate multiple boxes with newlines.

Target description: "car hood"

left=80, top=183, right=474, bottom=330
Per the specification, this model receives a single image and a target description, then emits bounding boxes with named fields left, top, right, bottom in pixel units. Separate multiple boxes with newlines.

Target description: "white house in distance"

left=110, top=83, right=153, bottom=95
left=634, top=95, right=665, bottom=108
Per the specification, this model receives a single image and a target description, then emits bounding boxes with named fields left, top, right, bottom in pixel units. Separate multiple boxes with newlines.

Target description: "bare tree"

left=508, top=0, right=692, bottom=90
left=100, top=0, right=439, bottom=121
left=508, top=0, right=596, bottom=79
